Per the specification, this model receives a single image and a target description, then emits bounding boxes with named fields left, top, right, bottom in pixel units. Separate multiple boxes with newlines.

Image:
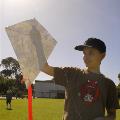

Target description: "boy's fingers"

left=25, top=79, right=31, bottom=89
left=21, top=77, right=31, bottom=89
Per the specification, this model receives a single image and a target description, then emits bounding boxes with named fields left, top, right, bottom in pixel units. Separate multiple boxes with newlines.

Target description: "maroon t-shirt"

left=53, top=67, right=119, bottom=120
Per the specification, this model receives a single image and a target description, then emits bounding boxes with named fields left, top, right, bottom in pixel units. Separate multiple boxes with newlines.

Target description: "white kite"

left=5, top=18, right=57, bottom=88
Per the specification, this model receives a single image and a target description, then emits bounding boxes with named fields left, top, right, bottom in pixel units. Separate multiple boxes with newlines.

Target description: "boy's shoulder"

left=58, top=67, right=116, bottom=86
left=60, top=66, right=83, bottom=72
left=101, top=75, right=116, bottom=88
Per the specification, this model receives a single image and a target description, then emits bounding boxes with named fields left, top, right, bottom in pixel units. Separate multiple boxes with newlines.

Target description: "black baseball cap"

left=74, top=38, right=106, bottom=53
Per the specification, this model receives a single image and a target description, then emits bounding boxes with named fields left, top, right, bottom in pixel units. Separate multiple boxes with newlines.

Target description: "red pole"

left=28, top=85, right=33, bottom=120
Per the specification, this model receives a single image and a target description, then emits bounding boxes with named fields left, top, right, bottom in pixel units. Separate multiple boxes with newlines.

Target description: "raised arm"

left=23, top=62, right=55, bottom=88
left=41, top=62, right=54, bottom=76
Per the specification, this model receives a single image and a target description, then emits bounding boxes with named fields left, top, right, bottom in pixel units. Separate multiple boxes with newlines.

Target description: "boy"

left=26, top=38, right=119, bottom=120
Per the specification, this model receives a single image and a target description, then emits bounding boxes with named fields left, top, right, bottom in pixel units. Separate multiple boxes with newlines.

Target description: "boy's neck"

left=86, top=66, right=101, bottom=74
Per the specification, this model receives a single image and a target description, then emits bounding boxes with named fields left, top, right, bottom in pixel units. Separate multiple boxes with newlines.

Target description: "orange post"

left=28, top=85, right=33, bottom=120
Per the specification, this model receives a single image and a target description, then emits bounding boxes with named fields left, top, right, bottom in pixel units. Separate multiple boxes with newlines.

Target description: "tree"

left=0, top=57, right=26, bottom=97
left=1, top=57, right=21, bottom=79
left=0, top=75, right=15, bottom=95
left=118, top=73, right=120, bottom=80
left=117, top=73, right=120, bottom=88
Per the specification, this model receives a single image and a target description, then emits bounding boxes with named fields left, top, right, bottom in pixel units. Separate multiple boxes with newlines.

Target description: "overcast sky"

left=0, top=0, right=120, bottom=85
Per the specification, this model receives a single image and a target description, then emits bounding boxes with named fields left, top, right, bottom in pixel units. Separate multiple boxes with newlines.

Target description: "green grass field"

left=0, top=98, right=120, bottom=120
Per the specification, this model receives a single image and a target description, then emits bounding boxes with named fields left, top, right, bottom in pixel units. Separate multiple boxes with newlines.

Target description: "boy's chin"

left=85, top=64, right=92, bottom=68
left=85, top=64, right=89, bottom=67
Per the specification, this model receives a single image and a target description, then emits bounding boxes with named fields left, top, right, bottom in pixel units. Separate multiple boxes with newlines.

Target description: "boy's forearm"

left=41, top=62, right=54, bottom=76
left=105, top=109, right=116, bottom=120
left=23, top=62, right=54, bottom=88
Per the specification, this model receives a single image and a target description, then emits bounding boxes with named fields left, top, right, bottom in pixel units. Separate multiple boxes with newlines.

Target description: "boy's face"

left=83, top=47, right=105, bottom=68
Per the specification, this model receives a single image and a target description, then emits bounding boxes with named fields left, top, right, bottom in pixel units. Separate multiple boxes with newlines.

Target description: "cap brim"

left=74, top=45, right=92, bottom=51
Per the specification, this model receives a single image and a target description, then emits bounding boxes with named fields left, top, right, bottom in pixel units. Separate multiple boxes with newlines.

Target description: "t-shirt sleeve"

left=53, top=67, right=70, bottom=86
left=53, top=67, right=81, bottom=87
left=106, top=80, right=120, bottom=109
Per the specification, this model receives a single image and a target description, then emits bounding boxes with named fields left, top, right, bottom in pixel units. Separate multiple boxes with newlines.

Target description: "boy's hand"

left=105, top=109, right=116, bottom=120
left=22, top=77, right=31, bottom=89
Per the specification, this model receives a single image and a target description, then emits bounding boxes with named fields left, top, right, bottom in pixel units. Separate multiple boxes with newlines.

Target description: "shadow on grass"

left=6, top=108, right=13, bottom=110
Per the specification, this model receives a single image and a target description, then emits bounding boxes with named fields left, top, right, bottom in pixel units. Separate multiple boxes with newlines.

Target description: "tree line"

left=0, top=57, right=26, bottom=98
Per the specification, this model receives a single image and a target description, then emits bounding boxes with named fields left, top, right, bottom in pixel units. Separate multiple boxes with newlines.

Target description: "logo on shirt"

left=79, top=80, right=100, bottom=105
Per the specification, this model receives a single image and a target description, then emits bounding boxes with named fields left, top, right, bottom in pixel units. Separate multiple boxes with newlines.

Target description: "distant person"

left=6, top=88, right=13, bottom=109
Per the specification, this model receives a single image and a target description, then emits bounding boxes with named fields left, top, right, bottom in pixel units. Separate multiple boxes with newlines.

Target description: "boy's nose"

left=83, top=55, right=89, bottom=60
left=83, top=55, right=90, bottom=63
